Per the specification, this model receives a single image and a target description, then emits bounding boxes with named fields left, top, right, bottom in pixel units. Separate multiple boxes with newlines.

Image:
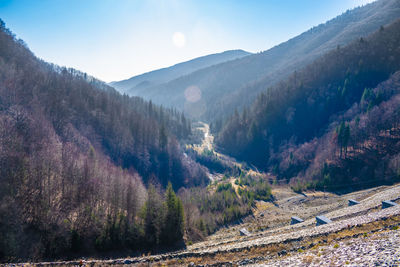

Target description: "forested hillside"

left=127, top=0, right=400, bottom=121
left=0, top=22, right=206, bottom=188
left=289, top=70, right=400, bottom=192
left=216, top=19, right=400, bottom=191
left=110, top=49, right=250, bottom=95
left=0, top=19, right=212, bottom=261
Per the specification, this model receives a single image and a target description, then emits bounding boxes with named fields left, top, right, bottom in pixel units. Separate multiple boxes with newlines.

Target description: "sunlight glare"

left=172, top=32, right=186, bottom=48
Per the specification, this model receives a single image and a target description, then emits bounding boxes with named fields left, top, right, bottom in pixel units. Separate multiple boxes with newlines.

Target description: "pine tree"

left=337, top=121, right=350, bottom=158
left=163, top=182, right=184, bottom=244
left=144, top=184, right=164, bottom=246
left=159, top=124, right=168, bottom=150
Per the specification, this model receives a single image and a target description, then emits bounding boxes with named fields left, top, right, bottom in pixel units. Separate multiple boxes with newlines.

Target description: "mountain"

left=110, top=49, right=251, bottom=94
left=127, top=0, right=400, bottom=121
left=216, top=18, right=400, bottom=191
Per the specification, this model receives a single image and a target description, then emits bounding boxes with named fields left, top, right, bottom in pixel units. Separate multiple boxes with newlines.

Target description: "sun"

left=172, top=32, right=186, bottom=48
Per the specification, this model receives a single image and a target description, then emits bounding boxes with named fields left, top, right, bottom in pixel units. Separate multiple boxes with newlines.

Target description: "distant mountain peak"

left=110, top=49, right=251, bottom=94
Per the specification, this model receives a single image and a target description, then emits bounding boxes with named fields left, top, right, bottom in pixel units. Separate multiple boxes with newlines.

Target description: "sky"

left=0, top=0, right=376, bottom=82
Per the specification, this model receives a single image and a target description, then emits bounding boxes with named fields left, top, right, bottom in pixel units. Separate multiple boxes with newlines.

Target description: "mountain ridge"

left=110, top=49, right=251, bottom=94
left=120, top=0, right=400, bottom=121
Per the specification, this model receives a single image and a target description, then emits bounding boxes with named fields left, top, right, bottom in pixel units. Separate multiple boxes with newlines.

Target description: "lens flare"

left=184, top=85, right=201, bottom=103
left=172, top=32, right=186, bottom=48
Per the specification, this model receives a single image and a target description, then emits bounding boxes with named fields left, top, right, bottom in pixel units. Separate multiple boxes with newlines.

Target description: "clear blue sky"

left=0, top=0, right=375, bottom=82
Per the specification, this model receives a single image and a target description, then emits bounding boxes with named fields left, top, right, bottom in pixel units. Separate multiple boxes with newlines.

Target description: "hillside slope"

left=110, top=49, right=250, bottom=94
left=132, top=0, right=400, bottom=121
left=217, top=18, right=400, bottom=190
left=29, top=183, right=400, bottom=266
left=0, top=19, right=209, bottom=261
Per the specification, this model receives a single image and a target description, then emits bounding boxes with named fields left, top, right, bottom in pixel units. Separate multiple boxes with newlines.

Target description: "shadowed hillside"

left=217, top=18, right=400, bottom=191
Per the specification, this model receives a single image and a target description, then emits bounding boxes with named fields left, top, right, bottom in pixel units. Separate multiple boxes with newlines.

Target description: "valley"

left=189, top=122, right=225, bottom=183
left=9, top=125, right=400, bottom=266
left=1, top=0, right=400, bottom=265
left=113, top=0, right=400, bottom=122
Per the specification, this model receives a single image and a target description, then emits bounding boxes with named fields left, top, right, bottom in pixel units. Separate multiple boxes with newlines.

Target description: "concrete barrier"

left=382, top=200, right=398, bottom=209
left=348, top=199, right=360, bottom=206
left=316, top=215, right=332, bottom=226
left=239, top=228, right=250, bottom=236
left=291, top=216, right=304, bottom=225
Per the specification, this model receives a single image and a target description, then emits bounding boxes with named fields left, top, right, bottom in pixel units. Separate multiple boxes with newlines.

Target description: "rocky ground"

left=186, top=184, right=400, bottom=254
left=253, top=228, right=400, bottom=266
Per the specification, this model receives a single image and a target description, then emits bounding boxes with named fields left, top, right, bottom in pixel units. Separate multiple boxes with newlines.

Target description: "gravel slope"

left=252, top=228, right=400, bottom=267
left=187, top=185, right=400, bottom=254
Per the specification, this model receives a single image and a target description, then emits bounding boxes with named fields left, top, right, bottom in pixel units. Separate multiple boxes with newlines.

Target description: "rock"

left=278, top=250, right=287, bottom=256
